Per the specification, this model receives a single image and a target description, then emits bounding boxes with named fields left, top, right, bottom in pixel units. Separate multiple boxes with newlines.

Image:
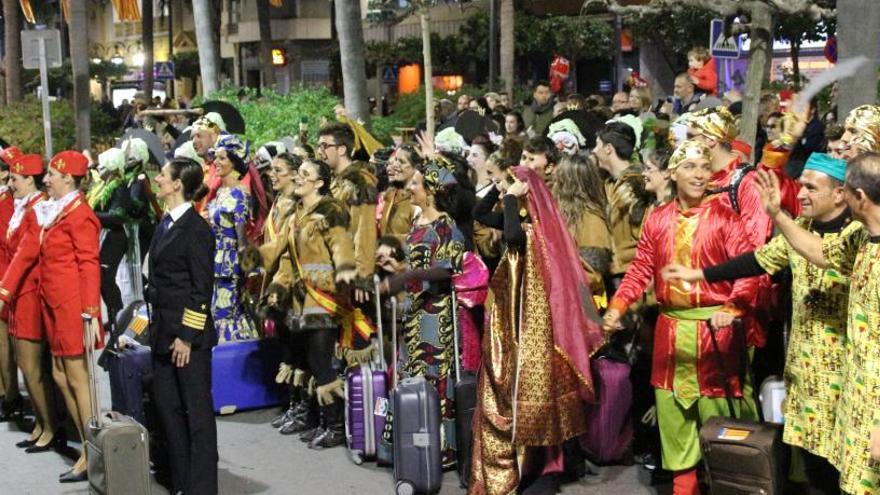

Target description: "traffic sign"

left=382, top=65, right=398, bottom=84
left=710, top=19, right=742, bottom=59
left=155, top=61, right=175, bottom=81
left=21, top=29, right=62, bottom=70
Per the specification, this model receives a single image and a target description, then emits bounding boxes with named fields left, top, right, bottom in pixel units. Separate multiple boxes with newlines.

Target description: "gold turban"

left=669, top=140, right=712, bottom=171
left=689, top=106, right=738, bottom=144
left=844, top=104, right=880, bottom=153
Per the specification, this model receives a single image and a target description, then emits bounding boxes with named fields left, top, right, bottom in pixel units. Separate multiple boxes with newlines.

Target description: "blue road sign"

left=155, top=61, right=175, bottom=81
left=382, top=65, right=399, bottom=84
left=710, top=19, right=742, bottom=59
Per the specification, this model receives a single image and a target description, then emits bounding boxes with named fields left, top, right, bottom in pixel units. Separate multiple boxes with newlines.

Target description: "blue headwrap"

left=804, top=153, right=846, bottom=182
left=209, top=134, right=250, bottom=177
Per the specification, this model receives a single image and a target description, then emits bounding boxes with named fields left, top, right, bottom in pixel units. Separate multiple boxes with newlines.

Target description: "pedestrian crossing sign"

left=710, top=19, right=742, bottom=59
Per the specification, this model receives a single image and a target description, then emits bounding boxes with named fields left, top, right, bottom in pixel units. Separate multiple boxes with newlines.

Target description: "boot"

left=271, top=387, right=301, bottom=428
left=308, top=402, right=345, bottom=450
left=280, top=395, right=318, bottom=435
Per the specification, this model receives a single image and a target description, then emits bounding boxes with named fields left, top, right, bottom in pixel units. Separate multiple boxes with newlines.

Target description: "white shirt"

left=8, top=191, right=41, bottom=235
left=167, top=201, right=193, bottom=226
left=35, top=190, right=79, bottom=228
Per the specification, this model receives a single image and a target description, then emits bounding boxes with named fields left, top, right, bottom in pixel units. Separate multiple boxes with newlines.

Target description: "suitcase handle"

left=391, top=295, right=398, bottom=389
left=373, top=275, right=387, bottom=371
left=82, top=313, right=105, bottom=428
left=451, top=288, right=462, bottom=384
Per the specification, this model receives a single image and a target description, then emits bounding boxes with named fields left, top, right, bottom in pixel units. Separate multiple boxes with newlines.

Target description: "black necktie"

left=155, top=214, right=173, bottom=245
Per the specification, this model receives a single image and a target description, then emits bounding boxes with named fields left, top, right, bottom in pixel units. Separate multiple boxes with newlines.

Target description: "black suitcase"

left=451, top=292, right=477, bottom=488
left=392, top=376, right=442, bottom=495
left=107, top=345, right=152, bottom=425
left=376, top=296, right=398, bottom=467
left=699, top=319, right=787, bottom=495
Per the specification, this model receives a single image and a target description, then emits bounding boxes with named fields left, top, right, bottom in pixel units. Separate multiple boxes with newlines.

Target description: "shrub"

left=0, top=97, right=119, bottom=156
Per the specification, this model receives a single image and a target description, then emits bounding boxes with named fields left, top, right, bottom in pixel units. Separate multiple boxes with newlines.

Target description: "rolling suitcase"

left=212, top=338, right=284, bottom=414
left=376, top=296, right=398, bottom=467
left=82, top=314, right=151, bottom=495
left=580, top=355, right=633, bottom=464
left=345, top=276, right=390, bottom=464
left=107, top=344, right=152, bottom=425
left=699, top=319, right=787, bottom=495
left=392, top=376, right=442, bottom=495
left=451, top=291, right=477, bottom=487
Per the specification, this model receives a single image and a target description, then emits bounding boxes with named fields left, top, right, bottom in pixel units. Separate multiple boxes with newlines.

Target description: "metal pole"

left=488, top=0, right=497, bottom=91
left=168, top=2, right=175, bottom=99
left=39, top=37, right=53, bottom=160
left=614, top=14, right=624, bottom=92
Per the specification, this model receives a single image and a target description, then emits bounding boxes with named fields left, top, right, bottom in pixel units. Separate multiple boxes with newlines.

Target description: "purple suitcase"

left=108, top=345, right=152, bottom=425
left=579, top=357, right=634, bottom=464
left=345, top=276, right=390, bottom=463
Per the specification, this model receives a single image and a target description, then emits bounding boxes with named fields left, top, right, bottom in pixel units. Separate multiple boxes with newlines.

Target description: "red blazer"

left=0, top=194, right=45, bottom=339
left=0, top=193, right=101, bottom=318
left=0, top=190, right=14, bottom=277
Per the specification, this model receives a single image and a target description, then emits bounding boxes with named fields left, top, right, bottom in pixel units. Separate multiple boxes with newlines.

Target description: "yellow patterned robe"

left=820, top=221, right=880, bottom=494
left=469, top=226, right=588, bottom=495
left=753, top=217, right=849, bottom=460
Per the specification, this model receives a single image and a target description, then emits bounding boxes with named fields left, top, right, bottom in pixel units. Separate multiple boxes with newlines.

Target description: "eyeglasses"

left=317, top=143, right=341, bottom=151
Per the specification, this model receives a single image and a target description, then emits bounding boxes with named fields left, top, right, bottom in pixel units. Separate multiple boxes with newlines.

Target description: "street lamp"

left=132, top=52, right=145, bottom=66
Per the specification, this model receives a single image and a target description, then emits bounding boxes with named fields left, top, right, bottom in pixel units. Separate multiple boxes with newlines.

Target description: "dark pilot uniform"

left=146, top=204, right=218, bottom=495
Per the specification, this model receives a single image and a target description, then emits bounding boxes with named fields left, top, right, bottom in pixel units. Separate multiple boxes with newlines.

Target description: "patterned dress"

left=821, top=221, right=880, bottom=495
left=753, top=217, right=849, bottom=460
left=208, top=186, right=257, bottom=342
left=400, top=213, right=465, bottom=465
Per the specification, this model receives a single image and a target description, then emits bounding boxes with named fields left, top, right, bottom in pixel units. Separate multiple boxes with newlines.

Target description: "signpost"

left=22, top=29, right=63, bottom=160
left=710, top=19, right=743, bottom=59
left=155, top=61, right=175, bottom=81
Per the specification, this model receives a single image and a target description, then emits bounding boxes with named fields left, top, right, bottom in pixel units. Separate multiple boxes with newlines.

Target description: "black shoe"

left=280, top=414, right=318, bottom=435
left=270, top=405, right=298, bottom=429
left=308, top=425, right=345, bottom=450
left=0, top=396, right=23, bottom=423
left=16, top=438, right=37, bottom=448
left=59, top=469, right=88, bottom=483
left=25, top=432, right=65, bottom=453
left=299, top=426, right=323, bottom=443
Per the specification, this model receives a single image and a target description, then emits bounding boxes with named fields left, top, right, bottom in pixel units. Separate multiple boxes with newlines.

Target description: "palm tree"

left=499, top=0, right=514, bottom=99
left=4, top=0, right=24, bottom=103
left=417, top=4, right=434, bottom=138
left=334, top=0, right=371, bottom=126
left=257, top=0, right=276, bottom=88
left=69, top=0, right=90, bottom=149
left=192, top=0, right=219, bottom=95
left=143, top=0, right=154, bottom=100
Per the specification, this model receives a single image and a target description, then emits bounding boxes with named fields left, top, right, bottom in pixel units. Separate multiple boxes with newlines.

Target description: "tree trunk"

left=143, top=0, right=154, bottom=101
left=420, top=10, right=434, bottom=139
left=4, top=0, right=23, bottom=103
left=789, top=41, right=801, bottom=89
left=193, top=0, right=220, bottom=95
left=499, top=0, right=514, bottom=98
left=739, top=1, right=773, bottom=150
left=69, top=0, right=90, bottom=150
left=334, top=0, right=371, bottom=127
left=837, top=0, right=880, bottom=118
left=257, top=0, right=276, bottom=89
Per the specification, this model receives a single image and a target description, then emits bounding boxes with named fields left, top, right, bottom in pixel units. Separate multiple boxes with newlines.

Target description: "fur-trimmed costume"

left=331, top=161, right=378, bottom=293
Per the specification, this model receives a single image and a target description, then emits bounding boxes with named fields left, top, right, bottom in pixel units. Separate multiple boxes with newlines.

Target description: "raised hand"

left=415, top=130, right=436, bottom=160
left=755, top=169, right=782, bottom=218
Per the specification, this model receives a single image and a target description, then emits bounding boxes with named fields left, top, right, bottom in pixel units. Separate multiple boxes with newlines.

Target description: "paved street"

left=0, top=358, right=659, bottom=494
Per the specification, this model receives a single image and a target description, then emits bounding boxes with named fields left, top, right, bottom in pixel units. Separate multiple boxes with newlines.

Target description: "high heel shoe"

left=59, top=469, right=87, bottom=483
left=25, top=429, right=66, bottom=453
left=15, top=438, right=37, bottom=448
left=0, top=395, right=23, bottom=422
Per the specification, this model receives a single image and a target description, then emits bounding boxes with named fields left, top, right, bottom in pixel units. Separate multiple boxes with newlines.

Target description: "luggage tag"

left=375, top=396, right=389, bottom=417
left=717, top=427, right=751, bottom=441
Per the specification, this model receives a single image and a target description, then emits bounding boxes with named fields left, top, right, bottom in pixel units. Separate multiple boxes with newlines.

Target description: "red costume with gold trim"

left=608, top=197, right=759, bottom=397
left=1, top=194, right=102, bottom=355
left=0, top=193, right=46, bottom=340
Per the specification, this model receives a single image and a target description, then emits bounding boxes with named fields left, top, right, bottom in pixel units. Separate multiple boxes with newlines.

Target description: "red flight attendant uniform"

left=1, top=152, right=102, bottom=356
left=0, top=191, right=46, bottom=340
left=0, top=146, right=25, bottom=322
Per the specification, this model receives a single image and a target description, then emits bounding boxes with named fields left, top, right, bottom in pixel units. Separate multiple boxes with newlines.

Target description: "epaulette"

left=336, top=161, right=378, bottom=206
left=313, top=197, right=351, bottom=230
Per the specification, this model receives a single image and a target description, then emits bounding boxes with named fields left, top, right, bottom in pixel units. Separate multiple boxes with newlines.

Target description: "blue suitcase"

left=211, top=339, right=284, bottom=414
left=107, top=345, right=152, bottom=425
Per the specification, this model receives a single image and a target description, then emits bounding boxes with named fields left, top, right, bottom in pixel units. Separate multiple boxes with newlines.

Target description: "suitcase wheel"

left=395, top=480, right=414, bottom=495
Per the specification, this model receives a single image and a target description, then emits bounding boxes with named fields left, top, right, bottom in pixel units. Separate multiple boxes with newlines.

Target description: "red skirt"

left=41, top=298, right=104, bottom=357
left=9, top=290, right=43, bottom=341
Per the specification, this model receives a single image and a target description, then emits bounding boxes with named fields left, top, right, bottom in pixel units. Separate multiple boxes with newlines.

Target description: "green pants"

left=656, top=388, right=758, bottom=471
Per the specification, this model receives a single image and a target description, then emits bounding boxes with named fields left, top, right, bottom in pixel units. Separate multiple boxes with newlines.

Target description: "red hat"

left=0, top=146, right=23, bottom=166
left=49, top=150, right=89, bottom=177
left=10, top=154, right=44, bottom=176
left=731, top=139, right=753, bottom=157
